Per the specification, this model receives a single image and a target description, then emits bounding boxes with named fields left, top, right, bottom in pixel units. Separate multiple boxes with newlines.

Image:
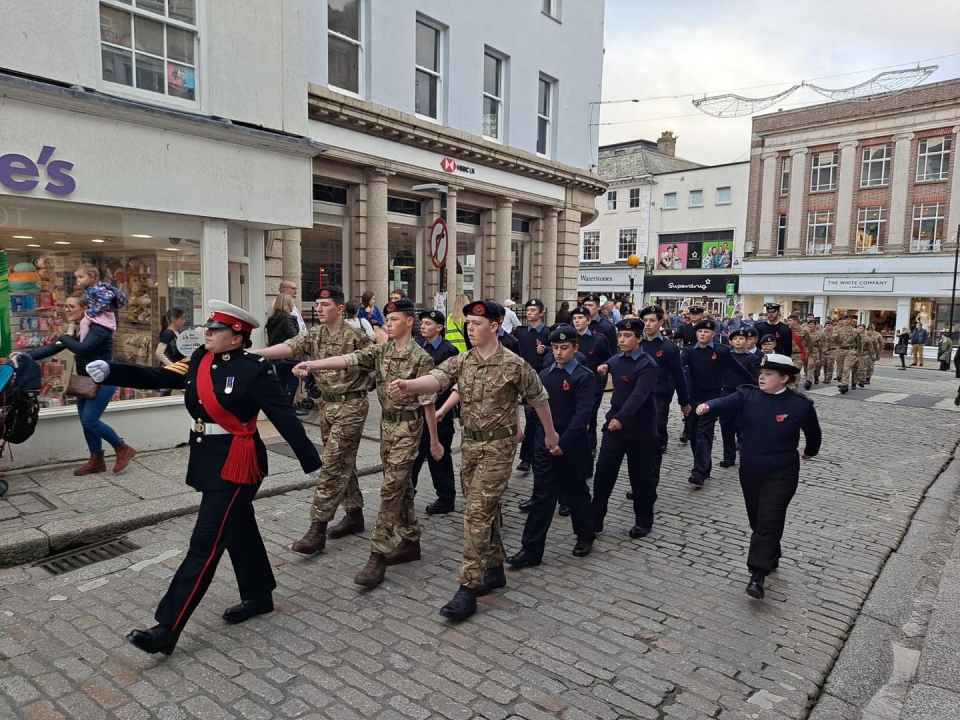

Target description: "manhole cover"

left=4, top=491, right=57, bottom=514
left=36, top=537, right=141, bottom=576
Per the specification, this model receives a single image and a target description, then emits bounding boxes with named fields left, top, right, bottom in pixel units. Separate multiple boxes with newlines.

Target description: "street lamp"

left=627, top=253, right=641, bottom=309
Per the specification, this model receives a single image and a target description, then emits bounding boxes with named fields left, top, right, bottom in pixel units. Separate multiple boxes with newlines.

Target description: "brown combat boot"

left=74, top=453, right=107, bottom=476
left=113, top=443, right=137, bottom=473
left=384, top=539, right=421, bottom=566
left=291, top=521, right=327, bottom=554
left=354, top=552, right=386, bottom=588
left=327, top=510, right=364, bottom=539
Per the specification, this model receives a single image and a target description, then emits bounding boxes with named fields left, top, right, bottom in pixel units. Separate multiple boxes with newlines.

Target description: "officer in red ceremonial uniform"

left=87, top=300, right=322, bottom=656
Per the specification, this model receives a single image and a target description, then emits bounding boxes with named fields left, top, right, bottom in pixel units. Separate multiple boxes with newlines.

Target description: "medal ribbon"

left=196, top=352, right=262, bottom=485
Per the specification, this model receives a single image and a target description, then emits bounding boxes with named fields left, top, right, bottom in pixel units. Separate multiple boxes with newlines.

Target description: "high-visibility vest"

left=445, top=317, right=468, bottom=352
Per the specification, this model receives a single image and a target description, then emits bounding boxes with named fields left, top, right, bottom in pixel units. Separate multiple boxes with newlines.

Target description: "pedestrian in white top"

left=502, top=299, right=522, bottom=333
left=278, top=280, right=307, bottom=333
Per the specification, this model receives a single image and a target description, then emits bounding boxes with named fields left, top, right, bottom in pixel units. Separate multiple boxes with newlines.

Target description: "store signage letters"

left=0, top=146, right=75, bottom=196
left=440, top=157, right=476, bottom=175
left=644, top=273, right=739, bottom=294
left=823, top=277, right=894, bottom=293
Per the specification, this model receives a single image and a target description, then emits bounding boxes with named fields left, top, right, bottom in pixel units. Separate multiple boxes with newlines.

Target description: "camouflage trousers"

left=835, top=349, right=858, bottom=387
left=458, top=435, right=517, bottom=588
left=310, top=397, right=367, bottom=523
left=371, top=417, right=423, bottom=555
left=856, top=355, right=876, bottom=383
left=822, top=351, right=837, bottom=381
left=803, top=352, right=822, bottom=382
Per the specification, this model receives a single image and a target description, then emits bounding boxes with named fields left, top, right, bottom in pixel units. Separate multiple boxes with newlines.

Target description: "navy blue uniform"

left=590, top=315, right=618, bottom=354
left=753, top=320, right=792, bottom=356
left=518, top=360, right=597, bottom=559
left=498, top=328, right=520, bottom=355
left=411, top=336, right=460, bottom=505
left=105, top=348, right=321, bottom=634
left=641, top=333, right=689, bottom=462
left=577, top=329, right=613, bottom=461
left=681, top=343, right=756, bottom=483
left=514, top=323, right=552, bottom=467
left=706, top=386, right=821, bottom=575
left=592, top=349, right=660, bottom=531
left=718, top=350, right=761, bottom=465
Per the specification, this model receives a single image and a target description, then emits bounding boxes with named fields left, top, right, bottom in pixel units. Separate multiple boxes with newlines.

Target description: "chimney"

left=657, top=131, right=677, bottom=157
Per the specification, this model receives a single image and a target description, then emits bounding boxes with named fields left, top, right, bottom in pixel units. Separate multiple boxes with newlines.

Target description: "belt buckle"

left=485, top=430, right=494, bottom=440
left=194, top=420, right=205, bottom=434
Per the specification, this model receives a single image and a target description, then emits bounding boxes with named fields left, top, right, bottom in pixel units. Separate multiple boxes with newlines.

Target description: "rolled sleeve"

left=518, top=362, right=549, bottom=408
left=284, top=331, right=310, bottom=357
left=430, top=354, right=462, bottom=394
left=342, top=344, right=377, bottom=373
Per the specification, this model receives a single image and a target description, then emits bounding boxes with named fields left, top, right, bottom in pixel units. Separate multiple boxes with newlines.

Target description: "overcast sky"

left=599, top=0, right=960, bottom=166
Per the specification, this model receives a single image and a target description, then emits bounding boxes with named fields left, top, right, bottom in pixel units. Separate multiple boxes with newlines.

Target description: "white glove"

left=86, top=360, right=110, bottom=383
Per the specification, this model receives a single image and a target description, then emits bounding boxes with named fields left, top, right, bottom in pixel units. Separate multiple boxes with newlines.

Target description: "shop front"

left=1, top=78, right=318, bottom=467
left=576, top=265, right=643, bottom=306
left=643, top=272, right=740, bottom=317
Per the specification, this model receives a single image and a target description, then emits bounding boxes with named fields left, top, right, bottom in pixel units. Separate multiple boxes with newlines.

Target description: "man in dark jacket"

left=910, top=322, right=929, bottom=366
left=753, top=303, right=793, bottom=356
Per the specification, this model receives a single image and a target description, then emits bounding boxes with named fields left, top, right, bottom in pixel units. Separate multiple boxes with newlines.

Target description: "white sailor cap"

left=202, top=300, right=260, bottom=332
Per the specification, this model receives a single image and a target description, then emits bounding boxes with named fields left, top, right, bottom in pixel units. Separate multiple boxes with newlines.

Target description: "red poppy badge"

left=775, top=414, right=788, bottom=423
left=711, top=353, right=717, bottom=360
left=656, top=351, right=663, bottom=358
left=562, top=380, right=570, bottom=391
left=621, top=375, right=630, bottom=383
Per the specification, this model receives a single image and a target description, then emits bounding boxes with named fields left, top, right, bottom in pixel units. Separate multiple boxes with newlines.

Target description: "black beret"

left=638, top=304, right=664, bottom=319
left=787, top=313, right=801, bottom=321
left=383, top=298, right=416, bottom=314
left=744, top=327, right=758, bottom=338
left=315, top=285, right=345, bottom=302
left=525, top=298, right=545, bottom=310
left=570, top=304, right=590, bottom=317
left=729, top=328, right=748, bottom=338
left=463, top=300, right=500, bottom=319
left=764, top=303, right=781, bottom=312
left=582, top=293, right=602, bottom=304
left=694, top=319, right=717, bottom=331
left=688, top=306, right=705, bottom=314
left=760, top=334, right=777, bottom=344
left=616, top=319, right=643, bottom=333
left=491, top=302, right=506, bottom=319
left=548, top=325, right=579, bottom=344
left=419, top=309, right=445, bottom=324
left=662, top=327, right=674, bottom=338
left=807, top=317, right=818, bottom=323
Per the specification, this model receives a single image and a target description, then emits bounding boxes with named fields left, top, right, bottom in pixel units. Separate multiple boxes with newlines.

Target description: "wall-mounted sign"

left=440, top=157, right=476, bottom=175
left=657, top=232, right=734, bottom=270
left=644, top=273, right=739, bottom=295
left=428, top=218, right=448, bottom=269
left=0, top=146, right=75, bottom=196
left=823, top=277, right=894, bottom=293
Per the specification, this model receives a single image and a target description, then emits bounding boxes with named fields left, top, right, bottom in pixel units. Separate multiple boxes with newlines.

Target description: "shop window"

left=512, top=218, right=531, bottom=233
left=806, top=210, right=833, bottom=255
left=860, top=145, right=891, bottom=187
left=810, top=151, right=838, bottom=192
left=617, top=228, right=637, bottom=260
left=386, top=196, right=422, bottom=216
left=99, top=0, right=198, bottom=102
left=328, top=0, right=362, bottom=95
left=855, top=207, right=885, bottom=254
left=388, top=226, right=419, bottom=302
left=312, top=183, right=348, bottom=204
left=2, top=203, right=202, bottom=409
left=916, top=137, right=951, bottom=182
left=301, top=224, right=344, bottom=304
left=911, top=202, right=945, bottom=253
left=456, top=208, right=482, bottom=226
left=582, top=230, right=599, bottom=262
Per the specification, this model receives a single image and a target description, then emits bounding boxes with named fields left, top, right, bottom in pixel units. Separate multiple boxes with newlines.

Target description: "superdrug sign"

left=644, top=273, right=739, bottom=294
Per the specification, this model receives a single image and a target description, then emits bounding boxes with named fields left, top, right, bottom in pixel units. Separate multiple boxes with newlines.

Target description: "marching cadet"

left=718, top=327, right=761, bottom=468
left=822, top=321, right=838, bottom=383
left=293, top=298, right=441, bottom=589
left=681, top=318, right=757, bottom=487
left=802, top=316, right=825, bottom=390
left=86, top=301, right=322, bottom=655
left=760, top=334, right=778, bottom=356
left=508, top=325, right=597, bottom=567
left=745, top=327, right=764, bottom=360
left=863, top=325, right=883, bottom=384
left=513, top=299, right=552, bottom=475
left=581, top=292, right=618, bottom=351
left=855, top=324, right=878, bottom=388
left=675, top=305, right=705, bottom=446
left=390, top=300, right=558, bottom=622
left=639, top=304, right=690, bottom=462
left=753, top=303, right=793, bottom=356
left=495, top=303, right=521, bottom=355
left=411, top=309, right=460, bottom=515
left=695, top=354, right=822, bottom=600
left=255, top=286, right=371, bottom=554
left=833, top=315, right=862, bottom=394
left=571, top=304, right=613, bottom=463
left=592, top=319, right=660, bottom=536
left=785, top=314, right=807, bottom=391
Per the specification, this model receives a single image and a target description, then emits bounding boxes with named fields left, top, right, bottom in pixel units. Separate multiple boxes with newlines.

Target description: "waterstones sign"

left=823, top=277, right=894, bottom=293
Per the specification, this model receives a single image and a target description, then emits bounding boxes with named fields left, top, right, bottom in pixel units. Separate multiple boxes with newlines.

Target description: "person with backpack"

left=265, top=294, right=302, bottom=400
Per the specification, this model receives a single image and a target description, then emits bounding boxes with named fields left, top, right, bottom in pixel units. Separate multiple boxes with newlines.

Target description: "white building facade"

left=742, top=80, right=960, bottom=347
left=0, top=1, right=319, bottom=467
left=300, top=0, right=606, bottom=315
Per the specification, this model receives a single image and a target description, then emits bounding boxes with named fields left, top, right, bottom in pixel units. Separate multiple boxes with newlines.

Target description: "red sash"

left=196, top=352, right=262, bottom=485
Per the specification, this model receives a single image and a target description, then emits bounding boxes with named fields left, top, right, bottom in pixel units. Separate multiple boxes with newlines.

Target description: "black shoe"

left=518, top=498, right=533, bottom=512
left=294, top=407, right=312, bottom=417
left=814, top=379, right=820, bottom=385
left=858, top=382, right=865, bottom=388
left=476, top=565, right=507, bottom=597
left=679, top=433, right=689, bottom=445
left=127, top=625, right=179, bottom=656
left=838, top=385, right=848, bottom=394
left=746, top=574, right=765, bottom=600
left=804, top=381, right=812, bottom=390
left=688, top=476, right=705, bottom=488
left=719, top=460, right=735, bottom=468
left=864, top=379, right=871, bottom=385
left=516, top=460, right=531, bottom=474
left=222, top=598, right=274, bottom=625
left=439, top=586, right=478, bottom=621
left=572, top=538, right=594, bottom=557
left=954, top=394, right=960, bottom=407
left=557, top=505, right=570, bottom=517
left=628, top=525, right=652, bottom=539
left=426, top=499, right=454, bottom=515
left=625, top=490, right=634, bottom=500
left=506, top=550, right=542, bottom=569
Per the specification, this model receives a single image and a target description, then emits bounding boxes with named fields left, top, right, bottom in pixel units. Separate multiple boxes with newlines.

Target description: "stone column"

left=365, top=168, right=390, bottom=304
left=446, top=186, right=459, bottom=301
left=833, top=140, right=859, bottom=254
left=895, top=296, right=912, bottom=337
left=541, top=208, right=559, bottom=321
left=494, top=198, right=514, bottom=302
left=887, top=132, right=915, bottom=253
left=556, top=206, right=582, bottom=305
left=946, top=126, right=960, bottom=248
left=758, top=152, right=778, bottom=254
left=785, top=148, right=808, bottom=256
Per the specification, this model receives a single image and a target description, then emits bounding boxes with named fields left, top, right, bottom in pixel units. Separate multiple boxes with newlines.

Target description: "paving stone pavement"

left=0, top=367, right=958, bottom=719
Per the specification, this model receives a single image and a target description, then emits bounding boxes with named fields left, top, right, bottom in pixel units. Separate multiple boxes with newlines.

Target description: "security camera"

left=169, top=237, right=181, bottom=245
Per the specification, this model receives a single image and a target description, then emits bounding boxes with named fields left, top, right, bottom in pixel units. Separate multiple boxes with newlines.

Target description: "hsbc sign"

left=440, top=157, right=476, bottom=175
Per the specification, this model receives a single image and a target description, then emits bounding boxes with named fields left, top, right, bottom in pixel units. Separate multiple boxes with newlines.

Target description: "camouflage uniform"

left=286, top=324, right=372, bottom=522
left=345, top=340, right=436, bottom=555
left=833, top=325, right=862, bottom=388
left=431, top=345, right=549, bottom=588
left=857, top=331, right=880, bottom=383
left=789, top=328, right=806, bottom=390
left=804, top=326, right=825, bottom=383
left=822, top=328, right=838, bottom=382
left=873, top=332, right=885, bottom=376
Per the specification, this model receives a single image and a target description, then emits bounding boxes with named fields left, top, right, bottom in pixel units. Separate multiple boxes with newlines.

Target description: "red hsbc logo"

left=441, top=158, right=458, bottom=173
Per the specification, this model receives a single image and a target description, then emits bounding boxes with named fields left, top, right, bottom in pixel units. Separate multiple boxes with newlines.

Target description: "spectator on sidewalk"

left=501, top=299, right=522, bottom=333
left=894, top=327, right=910, bottom=370
left=344, top=300, right=376, bottom=341
left=938, top=331, right=954, bottom=371
left=278, top=280, right=307, bottom=333
left=910, top=322, right=928, bottom=366
left=359, top=291, right=385, bottom=329
left=155, top=308, right=186, bottom=397
left=265, top=293, right=302, bottom=400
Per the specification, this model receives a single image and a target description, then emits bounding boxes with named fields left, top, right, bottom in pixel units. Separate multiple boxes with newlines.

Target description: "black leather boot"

left=222, top=597, right=274, bottom=624
left=439, top=586, right=478, bottom=621
left=476, top=565, right=506, bottom=597
left=127, top=624, right=179, bottom=655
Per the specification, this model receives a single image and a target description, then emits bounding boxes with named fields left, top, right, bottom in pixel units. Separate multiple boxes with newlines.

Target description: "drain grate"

left=37, top=537, right=141, bottom=576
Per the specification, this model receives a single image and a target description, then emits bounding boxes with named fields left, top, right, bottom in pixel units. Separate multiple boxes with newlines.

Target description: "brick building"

left=740, top=79, right=960, bottom=348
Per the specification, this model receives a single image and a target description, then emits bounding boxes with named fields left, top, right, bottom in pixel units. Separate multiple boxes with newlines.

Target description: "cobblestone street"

left=0, top=364, right=958, bottom=720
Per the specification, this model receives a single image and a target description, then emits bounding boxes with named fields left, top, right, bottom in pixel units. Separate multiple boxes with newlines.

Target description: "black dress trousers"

left=411, top=419, right=456, bottom=502
left=592, top=429, right=659, bottom=528
left=738, top=470, right=800, bottom=576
